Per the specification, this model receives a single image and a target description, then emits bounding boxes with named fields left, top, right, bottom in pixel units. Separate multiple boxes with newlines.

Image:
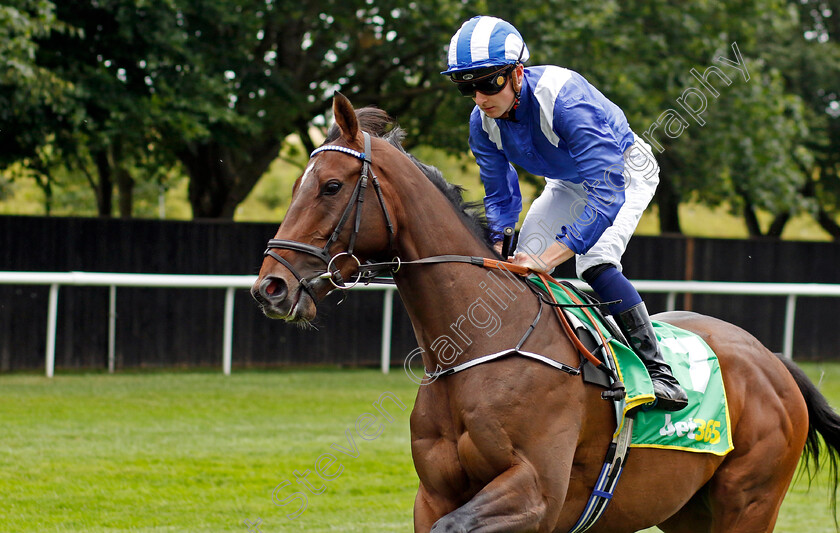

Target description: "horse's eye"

left=322, top=180, right=343, bottom=196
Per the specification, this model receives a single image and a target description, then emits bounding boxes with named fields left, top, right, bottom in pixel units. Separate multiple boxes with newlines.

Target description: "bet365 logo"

left=659, top=414, right=721, bottom=445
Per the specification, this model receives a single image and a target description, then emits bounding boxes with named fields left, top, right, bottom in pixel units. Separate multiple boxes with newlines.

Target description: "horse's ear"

left=332, top=92, right=359, bottom=143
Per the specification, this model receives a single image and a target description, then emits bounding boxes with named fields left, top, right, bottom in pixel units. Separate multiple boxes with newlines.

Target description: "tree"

left=36, top=0, right=195, bottom=217
left=0, top=0, right=74, bottom=203
left=3, top=0, right=836, bottom=234
left=515, top=0, right=809, bottom=235
left=159, top=0, right=476, bottom=218
left=0, top=1, right=194, bottom=216
left=3, top=0, right=476, bottom=218
left=772, top=0, right=840, bottom=238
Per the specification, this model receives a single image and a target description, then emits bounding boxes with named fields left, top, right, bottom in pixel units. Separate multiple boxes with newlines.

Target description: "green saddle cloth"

left=530, top=278, right=734, bottom=456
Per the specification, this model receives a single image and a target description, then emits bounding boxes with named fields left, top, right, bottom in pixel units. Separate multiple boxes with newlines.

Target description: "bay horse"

left=252, top=93, right=840, bottom=532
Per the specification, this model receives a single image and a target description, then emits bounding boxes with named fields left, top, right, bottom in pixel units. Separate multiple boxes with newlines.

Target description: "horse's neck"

left=391, top=183, right=536, bottom=370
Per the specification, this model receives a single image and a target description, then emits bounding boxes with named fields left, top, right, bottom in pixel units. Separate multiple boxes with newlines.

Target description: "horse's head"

left=251, top=94, right=398, bottom=322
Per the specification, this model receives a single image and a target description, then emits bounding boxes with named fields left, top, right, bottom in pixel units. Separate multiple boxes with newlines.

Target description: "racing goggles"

left=450, top=65, right=514, bottom=97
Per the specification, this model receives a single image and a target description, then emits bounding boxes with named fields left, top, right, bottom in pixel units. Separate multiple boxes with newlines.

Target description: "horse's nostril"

left=259, top=276, right=288, bottom=302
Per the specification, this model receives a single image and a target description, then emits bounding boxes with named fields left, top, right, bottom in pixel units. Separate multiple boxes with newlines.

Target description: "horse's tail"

left=777, top=355, right=840, bottom=520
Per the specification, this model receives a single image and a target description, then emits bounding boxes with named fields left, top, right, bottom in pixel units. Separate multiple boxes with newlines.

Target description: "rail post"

left=223, top=287, right=235, bottom=375
left=108, top=285, right=117, bottom=373
left=783, top=294, right=797, bottom=360
left=46, top=283, right=59, bottom=378
left=381, top=287, right=394, bottom=374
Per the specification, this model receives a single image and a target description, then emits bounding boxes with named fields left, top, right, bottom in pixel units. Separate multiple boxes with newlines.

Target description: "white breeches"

left=515, top=135, right=660, bottom=279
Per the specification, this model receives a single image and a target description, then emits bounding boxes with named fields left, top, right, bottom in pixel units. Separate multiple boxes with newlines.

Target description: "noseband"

left=261, top=130, right=619, bottom=388
left=263, top=131, right=395, bottom=299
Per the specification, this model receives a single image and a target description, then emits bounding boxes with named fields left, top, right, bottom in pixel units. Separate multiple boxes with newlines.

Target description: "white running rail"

left=2, top=271, right=839, bottom=377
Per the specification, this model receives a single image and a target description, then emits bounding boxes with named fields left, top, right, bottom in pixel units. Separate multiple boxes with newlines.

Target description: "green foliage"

left=0, top=0, right=71, bottom=101
left=0, top=0, right=73, bottom=200
left=765, top=0, right=840, bottom=236
left=493, top=0, right=818, bottom=235
left=0, top=0, right=838, bottom=236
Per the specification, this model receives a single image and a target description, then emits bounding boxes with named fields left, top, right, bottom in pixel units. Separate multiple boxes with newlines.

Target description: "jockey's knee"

left=582, top=263, right=617, bottom=284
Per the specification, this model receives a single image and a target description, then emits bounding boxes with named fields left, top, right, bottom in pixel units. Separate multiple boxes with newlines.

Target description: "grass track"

left=1, top=364, right=838, bottom=532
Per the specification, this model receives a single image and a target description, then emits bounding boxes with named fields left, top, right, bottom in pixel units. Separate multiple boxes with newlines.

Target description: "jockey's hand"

left=493, top=241, right=504, bottom=256
left=511, top=241, right=575, bottom=274
left=511, top=252, right=549, bottom=273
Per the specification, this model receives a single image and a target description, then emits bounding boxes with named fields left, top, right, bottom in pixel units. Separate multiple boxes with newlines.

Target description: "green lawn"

left=1, top=364, right=838, bottom=532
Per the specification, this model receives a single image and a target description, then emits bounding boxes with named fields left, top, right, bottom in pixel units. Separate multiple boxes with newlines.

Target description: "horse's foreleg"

left=430, top=462, right=549, bottom=533
left=415, top=481, right=457, bottom=532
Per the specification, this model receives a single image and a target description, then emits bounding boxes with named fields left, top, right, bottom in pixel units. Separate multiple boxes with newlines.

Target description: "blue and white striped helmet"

left=441, top=16, right=530, bottom=76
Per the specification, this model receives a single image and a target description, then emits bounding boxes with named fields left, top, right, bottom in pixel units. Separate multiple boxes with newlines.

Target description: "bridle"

left=260, top=127, right=634, bottom=529
left=260, top=129, right=621, bottom=379
left=262, top=133, right=533, bottom=294
left=262, top=132, right=396, bottom=301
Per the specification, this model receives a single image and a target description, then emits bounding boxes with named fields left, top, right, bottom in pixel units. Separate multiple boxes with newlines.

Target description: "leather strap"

left=264, top=132, right=396, bottom=289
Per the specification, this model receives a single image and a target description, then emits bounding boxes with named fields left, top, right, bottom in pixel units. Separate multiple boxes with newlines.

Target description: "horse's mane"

left=324, top=107, right=492, bottom=246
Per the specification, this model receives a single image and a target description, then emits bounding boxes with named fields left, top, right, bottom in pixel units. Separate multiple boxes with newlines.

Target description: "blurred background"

left=1, top=0, right=838, bottom=238
left=2, top=3, right=840, bottom=532
left=1, top=0, right=839, bottom=370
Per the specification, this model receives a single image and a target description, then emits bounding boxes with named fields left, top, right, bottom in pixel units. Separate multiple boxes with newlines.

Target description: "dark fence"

left=1, top=215, right=839, bottom=372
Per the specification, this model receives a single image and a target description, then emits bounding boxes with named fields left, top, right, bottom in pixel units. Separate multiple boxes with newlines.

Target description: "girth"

left=258, top=131, right=635, bottom=533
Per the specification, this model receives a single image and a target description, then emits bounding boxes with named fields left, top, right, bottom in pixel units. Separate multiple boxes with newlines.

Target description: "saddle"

left=527, top=276, right=733, bottom=533
left=526, top=277, right=645, bottom=407
left=544, top=281, right=629, bottom=391
left=528, top=276, right=732, bottom=451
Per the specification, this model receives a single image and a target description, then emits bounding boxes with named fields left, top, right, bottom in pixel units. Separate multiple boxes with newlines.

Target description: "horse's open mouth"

left=285, top=288, right=314, bottom=322
left=260, top=304, right=291, bottom=321
left=252, top=275, right=318, bottom=323
left=267, top=285, right=317, bottom=323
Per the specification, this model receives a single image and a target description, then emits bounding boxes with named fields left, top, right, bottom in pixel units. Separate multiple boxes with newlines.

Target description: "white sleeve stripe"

left=533, top=66, right=572, bottom=147
left=481, top=114, right=503, bottom=151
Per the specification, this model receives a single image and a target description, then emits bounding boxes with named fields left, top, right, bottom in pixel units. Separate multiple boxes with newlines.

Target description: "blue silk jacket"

left=469, top=65, right=635, bottom=253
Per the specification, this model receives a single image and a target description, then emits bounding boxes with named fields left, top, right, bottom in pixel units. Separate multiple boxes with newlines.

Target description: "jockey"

left=442, top=15, right=688, bottom=411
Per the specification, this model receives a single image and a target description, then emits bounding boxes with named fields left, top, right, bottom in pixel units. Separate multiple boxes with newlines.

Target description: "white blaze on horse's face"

left=298, top=161, right=315, bottom=187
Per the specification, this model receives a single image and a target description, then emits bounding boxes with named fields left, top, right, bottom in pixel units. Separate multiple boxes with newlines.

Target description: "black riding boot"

left=616, top=303, right=688, bottom=411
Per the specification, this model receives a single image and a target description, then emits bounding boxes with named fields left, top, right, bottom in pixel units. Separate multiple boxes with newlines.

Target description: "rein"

left=360, top=255, right=616, bottom=374
left=262, top=133, right=614, bottom=378
left=260, top=121, right=671, bottom=533
left=357, top=252, right=615, bottom=376
left=263, top=132, right=396, bottom=298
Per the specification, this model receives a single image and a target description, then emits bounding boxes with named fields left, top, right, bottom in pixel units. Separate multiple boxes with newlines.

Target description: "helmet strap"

left=504, top=64, right=523, bottom=122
